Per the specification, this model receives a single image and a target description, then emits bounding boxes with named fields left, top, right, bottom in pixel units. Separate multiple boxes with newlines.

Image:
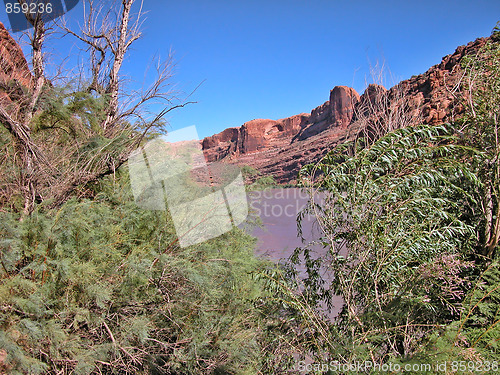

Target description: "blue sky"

left=1, top=0, right=500, bottom=138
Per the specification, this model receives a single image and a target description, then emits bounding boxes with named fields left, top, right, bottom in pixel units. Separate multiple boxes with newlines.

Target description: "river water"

left=243, top=188, right=343, bottom=317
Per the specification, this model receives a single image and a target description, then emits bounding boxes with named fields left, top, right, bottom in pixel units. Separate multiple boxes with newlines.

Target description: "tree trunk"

left=103, top=0, right=133, bottom=133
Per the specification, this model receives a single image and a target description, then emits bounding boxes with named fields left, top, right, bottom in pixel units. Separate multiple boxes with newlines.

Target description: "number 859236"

left=6, top=2, right=53, bottom=14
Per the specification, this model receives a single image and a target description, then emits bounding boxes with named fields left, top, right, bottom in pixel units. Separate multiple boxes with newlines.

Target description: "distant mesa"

left=202, top=36, right=490, bottom=184
left=0, top=23, right=490, bottom=185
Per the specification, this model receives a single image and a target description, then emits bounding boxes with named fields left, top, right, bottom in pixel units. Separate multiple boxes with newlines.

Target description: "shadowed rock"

left=0, top=22, right=33, bottom=113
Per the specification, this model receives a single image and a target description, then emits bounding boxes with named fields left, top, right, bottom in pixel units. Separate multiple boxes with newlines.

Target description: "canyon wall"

left=0, top=22, right=33, bottom=116
left=0, top=21, right=490, bottom=185
left=202, top=36, right=490, bottom=183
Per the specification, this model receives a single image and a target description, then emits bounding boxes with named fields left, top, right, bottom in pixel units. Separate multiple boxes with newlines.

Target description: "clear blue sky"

left=1, top=1, right=500, bottom=138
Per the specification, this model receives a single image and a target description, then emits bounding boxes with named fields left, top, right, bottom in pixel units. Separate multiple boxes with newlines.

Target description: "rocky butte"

left=202, top=36, right=490, bottom=184
left=0, top=24, right=490, bottom=185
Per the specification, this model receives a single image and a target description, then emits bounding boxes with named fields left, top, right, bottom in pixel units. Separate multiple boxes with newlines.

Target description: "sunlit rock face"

left=201, top=36, right=490, bottom=184
left=203, top=115, right=310, bottom=162
left=0, top=22, right=33, bottom=109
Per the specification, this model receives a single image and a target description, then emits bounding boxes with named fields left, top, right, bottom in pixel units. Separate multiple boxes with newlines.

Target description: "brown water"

left=243, top=188, right=343, bottom=317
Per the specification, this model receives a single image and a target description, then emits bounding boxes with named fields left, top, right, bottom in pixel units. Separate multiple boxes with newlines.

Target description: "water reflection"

left=247, top=188, right=321, bottom=263
left=243, top=188, right=343, bottom=317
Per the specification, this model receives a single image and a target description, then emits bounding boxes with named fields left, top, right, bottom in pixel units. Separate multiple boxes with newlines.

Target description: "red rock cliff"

left=202, top=36, right=491, bottom=184
left=0, top=22, right=33, bottom=115
left=202, top=85, right=360, bottom=163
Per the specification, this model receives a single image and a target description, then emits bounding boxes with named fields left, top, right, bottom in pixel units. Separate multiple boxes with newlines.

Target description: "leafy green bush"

left=0, top=173, right=270, bottom=374
left=391, top=262, right=500, bottom=370
left=293, top=124, right=480, bottom=363
left=248, top=176, right=277, bottom=191
left=275, top=31, right=500, bottom=370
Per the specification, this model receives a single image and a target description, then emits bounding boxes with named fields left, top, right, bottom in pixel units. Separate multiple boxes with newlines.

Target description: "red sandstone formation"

left=202, top=115, right=310, bottom=162
left=0, top=22, right=32, bottom=87
left=0, top=21, right=489, bottom=185
left=202, top=36, right=491, bottom=184
left=0, top=22, right=33, bottom=116
left=296, top=86, right=360, bottom=141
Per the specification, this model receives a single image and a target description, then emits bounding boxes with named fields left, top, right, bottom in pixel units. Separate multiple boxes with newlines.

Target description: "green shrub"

left=0, top=173, right=270, bottom=374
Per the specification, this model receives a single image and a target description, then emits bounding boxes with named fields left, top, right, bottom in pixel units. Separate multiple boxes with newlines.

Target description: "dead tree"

left=0, top=0, right=190, bottom=214
left=0, top=1, right=52, bottom=215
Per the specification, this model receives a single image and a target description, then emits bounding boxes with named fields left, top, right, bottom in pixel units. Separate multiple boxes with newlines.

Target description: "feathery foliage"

left=0, top=173, right=271, bottom=374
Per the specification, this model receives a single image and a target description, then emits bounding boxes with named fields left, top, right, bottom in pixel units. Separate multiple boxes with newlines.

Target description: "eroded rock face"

left=296, top=85, right=360, bottom=140
left=202, top=36, right=492, bottom=184
left=203, top=85, right=362, bottom=162
left=0, top=22, right=32, bottom=86
left=400, top=37, right=488, bottom=125
left=330, top=86, right=360, bottom=127
left=0, top=22, right=33, bottom=115
left=203, top=114, right=310, bottom=162
left=202, top=127, right=240, bottom=161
